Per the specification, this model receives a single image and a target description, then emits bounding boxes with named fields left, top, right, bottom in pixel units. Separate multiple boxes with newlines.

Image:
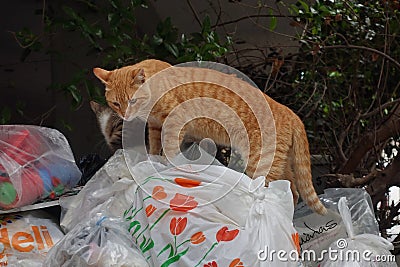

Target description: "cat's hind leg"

left=284, top=165, right=299, bottom=206
left=239, top=130, right=275, bottom=179
left=264, top=155, right=299, bottom=206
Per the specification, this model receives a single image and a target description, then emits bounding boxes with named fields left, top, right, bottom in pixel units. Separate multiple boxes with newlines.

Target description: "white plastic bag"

left=123, top=147, right=302, bottom=267
left=60, top=150, right=138, bottom=232
left=293, top=188, right=380, bottom=266
left=320, top=197, right=396, bottom=267
left=0, top=210, right=64, bottom=266
left=0, top=125, right=81, bottom=209
left=44, top=215, right=148, bottom=267
left=61, top=145, right=303, bottom=266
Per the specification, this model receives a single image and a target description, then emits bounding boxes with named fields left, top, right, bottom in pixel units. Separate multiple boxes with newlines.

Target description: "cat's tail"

left=292, top=119, right=327, bottom=215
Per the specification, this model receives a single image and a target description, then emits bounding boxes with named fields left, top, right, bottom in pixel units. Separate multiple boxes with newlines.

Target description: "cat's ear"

left=93, top=68, right=111, bottom=84
left=90, top=101, right=102, bottom=113
left=132, top=68, right=145, bottom=85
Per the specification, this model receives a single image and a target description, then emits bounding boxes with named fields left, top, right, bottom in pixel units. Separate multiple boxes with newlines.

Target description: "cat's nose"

left=123, top=112, right=133, bottom=121
left=123, top=109, right=130, bottom=121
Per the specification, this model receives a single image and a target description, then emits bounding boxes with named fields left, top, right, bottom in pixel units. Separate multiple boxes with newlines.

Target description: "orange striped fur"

left=93, top=59, right=172, bottom=119
left=93, top=60, right=327, bottom=215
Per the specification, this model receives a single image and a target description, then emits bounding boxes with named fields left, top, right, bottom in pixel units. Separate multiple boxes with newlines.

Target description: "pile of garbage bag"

left=57, top=148, right=301, bottom=266
left=0, top=125, right=396, bottom=266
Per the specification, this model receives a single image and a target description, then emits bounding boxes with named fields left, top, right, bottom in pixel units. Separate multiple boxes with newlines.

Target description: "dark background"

left=1, top=0, right=169, bottom=159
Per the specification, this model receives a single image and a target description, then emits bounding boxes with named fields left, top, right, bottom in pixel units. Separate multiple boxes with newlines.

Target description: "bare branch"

left=322, top=45, right=400, bottom=71
left=303, top=82, right=327, bottom=119
left=297, top=82, right=318, bottom=114
left=339, top=104, right=400, bottom=173
left=213, top=14, right=294, bottom=28
left=367, top=153, right=400, bottom=203
left=323, top=169, right=378, bottom=188
left=360, top=98, right=400, bottom=119
left=8, top=31, right=40, bottom=49
left=186, top=0, right=202, bottom=28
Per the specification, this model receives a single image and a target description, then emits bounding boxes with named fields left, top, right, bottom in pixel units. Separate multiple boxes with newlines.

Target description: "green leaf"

left=60, top=119, right=73, bottom=132
left=129, top=221, right=141, bottom=236
left=160, top=247, right=190, bottom=267
left=108, top=13, right=120, bottom=26
left=153, top=35, right=163, bottom=45
left=16, top=101, right=26, bottom=117
left=67, top=85, right=81, bottom=104
left=123, top=206, right=133, bottom=217
left=62, top=6, right=79, bottom=21
left=140, top=235, right=147, bottom=250
left=139, top=235, right=154, bottom=253
left=131, top=0, right=147, bottom=8
left=289, top=4, right=300, bottom=15
left=328, top=71, right=342, bottom=78
left=269, top=9, right=277, bottom=31
left=95, top=29, right=103, bottom=38
left=323, top=105, right=329, bottom=114
left=110, top=0, right=121, bottom=9
left=202, top=15, right=211, bottom=35
left=298, top=0, right=310, bottom=13
left=0, top=107, right=11, bottom=124
left=142, top=237, right=155, bottom=253
left=318, top=5, right=331, bottom=16
left=157, top=243, right=174, bottom=258
left=164, top=43, right=179, bottom=58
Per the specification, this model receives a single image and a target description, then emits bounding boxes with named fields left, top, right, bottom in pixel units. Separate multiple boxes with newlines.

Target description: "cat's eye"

left=112, top=102, right=120, bottom=108
left=129, top=98, right=137, bottom=105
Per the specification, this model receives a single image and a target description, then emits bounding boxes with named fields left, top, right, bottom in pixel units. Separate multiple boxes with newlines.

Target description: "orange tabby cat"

left=93, top=64, right=327, bottom=215
left=93, top=59, right=172, bottom=119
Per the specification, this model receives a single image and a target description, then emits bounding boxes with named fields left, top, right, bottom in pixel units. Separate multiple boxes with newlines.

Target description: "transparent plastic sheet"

left=60, top=144, right=302, bottom=266
left=0, top=210, right=64, bottom=266
left=3, top=252, right=45, bottom=267
left=0, top=125, right=81, bottom=209
left=43, top=215, right=149, bottom=267
left=293, top=188, right=381, bottom=266
left=59, top=150, right=139, bottom=233
left=320, top=197, right=396, bottom=267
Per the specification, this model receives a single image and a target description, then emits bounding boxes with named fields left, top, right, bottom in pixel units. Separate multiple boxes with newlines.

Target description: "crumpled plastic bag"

left=60, top=146, right=303, bottom=266
left=320, top=197, right=396, bottom=267
left=0, top=125, right=81, bottom=209
left=43, top=215, right=148, bottom=267
left=0, top=210, right=64, bottom=266
left=59, top=150, right=138, bottom=233
left=1, top=252, right=45, bottom=267
left=294, top=188, right=385, bottom=266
